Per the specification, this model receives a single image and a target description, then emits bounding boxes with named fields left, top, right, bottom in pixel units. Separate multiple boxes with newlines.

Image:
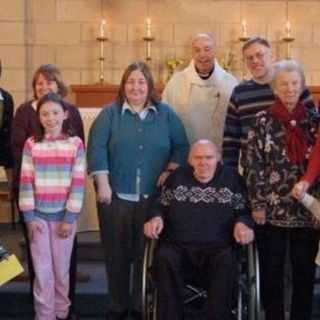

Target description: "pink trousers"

left=28, top=220, right=76, bottom=320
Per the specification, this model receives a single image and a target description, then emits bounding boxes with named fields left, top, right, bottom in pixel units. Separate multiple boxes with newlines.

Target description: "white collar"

left=185, top=59, right=226, bottom=85
left=121, top=101, right=157, bottom=115
left=31, top=100, right=38, bottom=110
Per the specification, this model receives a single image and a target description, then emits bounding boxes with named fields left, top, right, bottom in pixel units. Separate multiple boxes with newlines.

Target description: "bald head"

left=191, top=32, right=215, bottom=47
left=189, top=140, right=218, bottom=157
left=188, top=140, right=221, bottom=183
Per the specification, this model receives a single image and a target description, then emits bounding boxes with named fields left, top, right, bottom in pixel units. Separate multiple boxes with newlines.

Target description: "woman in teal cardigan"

left=87, top=61, right=189, bottom=320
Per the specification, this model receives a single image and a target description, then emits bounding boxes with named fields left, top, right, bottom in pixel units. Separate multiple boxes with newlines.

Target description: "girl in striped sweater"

left=19, top=92, right=85, bottom=320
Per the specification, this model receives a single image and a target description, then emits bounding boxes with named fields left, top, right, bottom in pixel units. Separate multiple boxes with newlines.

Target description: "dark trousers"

left=17, top=203, right=78, bottom=314
left=154, top=241, right=235, bottom=320
left=97, top=196, right=151, bottom=315
left=255, top=224, right=268, bottom=309
left=262, top=225, right=318, bottom=320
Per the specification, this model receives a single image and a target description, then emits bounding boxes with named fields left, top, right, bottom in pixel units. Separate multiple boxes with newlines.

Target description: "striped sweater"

left=222, top=79, right=317, bottom=170
left=19, top=135, right=86, bottom=223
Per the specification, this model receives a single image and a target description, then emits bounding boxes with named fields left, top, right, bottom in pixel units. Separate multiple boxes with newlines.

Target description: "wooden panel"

left=70, top=83, right=164, bottom=108
left=70, top=84, right=119, bottom=108
left=71, top=84, right=320, bottom=109
left=310, top=86, right=320, bottom=104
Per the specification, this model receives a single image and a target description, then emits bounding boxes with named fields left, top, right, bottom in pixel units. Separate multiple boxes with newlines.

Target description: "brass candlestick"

left=239, top=36, right=250, bottom=42
left=143, top=36, right=155, bottom=62
left=239, top=36, right=250, bottom=79
left=97, top=36, right=108, bottom=83
left=282, top=36, right=295, bottom=59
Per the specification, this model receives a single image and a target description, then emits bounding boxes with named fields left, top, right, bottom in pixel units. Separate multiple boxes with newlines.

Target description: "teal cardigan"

left=87, top=101, right=189, bottom=195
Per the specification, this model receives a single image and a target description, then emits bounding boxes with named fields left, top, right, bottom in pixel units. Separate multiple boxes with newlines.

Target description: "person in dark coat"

left=0, top=86, right=14, bottom=188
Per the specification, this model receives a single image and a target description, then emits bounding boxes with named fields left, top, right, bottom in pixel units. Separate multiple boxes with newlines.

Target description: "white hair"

left=189, top=139, right=221, bottom=160
left=191, top=32, right=215, bottom=47
left=271, top=59, right=306, bottom=91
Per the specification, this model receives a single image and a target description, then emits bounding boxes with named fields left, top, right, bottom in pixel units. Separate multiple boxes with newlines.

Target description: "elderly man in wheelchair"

left=144, top=140, right=255, bottom=320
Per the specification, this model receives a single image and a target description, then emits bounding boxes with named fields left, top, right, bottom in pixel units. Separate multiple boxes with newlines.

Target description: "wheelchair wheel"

left=248, top=241, right=262, bottom=320
left=142, top=240, right=262, bottom=320
left=142, top=239, right=158, bottom=320
left=236, top=242, right=262, bottom=320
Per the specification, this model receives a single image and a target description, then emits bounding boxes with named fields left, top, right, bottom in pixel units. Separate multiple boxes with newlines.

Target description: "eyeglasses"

left=244, top=51, right=269, bottom=64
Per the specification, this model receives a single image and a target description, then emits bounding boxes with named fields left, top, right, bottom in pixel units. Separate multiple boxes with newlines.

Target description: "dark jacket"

left=0, top=88, right=14, bottom=168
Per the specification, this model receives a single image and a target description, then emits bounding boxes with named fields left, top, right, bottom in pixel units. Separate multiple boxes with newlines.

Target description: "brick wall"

left=0, top=0, right=320, bottom=107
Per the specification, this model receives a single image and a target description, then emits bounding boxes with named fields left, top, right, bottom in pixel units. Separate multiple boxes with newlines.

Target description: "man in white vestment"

left=162, top=32, right=238, bottom=150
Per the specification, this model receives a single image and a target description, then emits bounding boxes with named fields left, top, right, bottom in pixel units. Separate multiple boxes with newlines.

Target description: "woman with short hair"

left=246, top=59, right=319, bottom=320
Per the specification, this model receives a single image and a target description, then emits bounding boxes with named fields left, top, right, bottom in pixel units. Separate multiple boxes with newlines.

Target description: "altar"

left=71, top=83, right=164, bottom=108
left=71, top=84, right=120, bottom=108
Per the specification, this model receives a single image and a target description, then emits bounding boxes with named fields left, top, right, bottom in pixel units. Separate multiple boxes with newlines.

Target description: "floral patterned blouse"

left=246, top=108, right=319, bottom=228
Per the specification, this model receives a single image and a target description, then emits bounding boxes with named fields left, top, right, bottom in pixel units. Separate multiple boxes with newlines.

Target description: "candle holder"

left=239, top=36, right=250, bottom=42
left=282, top=36, right=295, bottom=59
left=97, top=36, right=108, bottom=83
left=143, top=36, right=155, bottom=62
left=239, top=36, right=250, bottom=79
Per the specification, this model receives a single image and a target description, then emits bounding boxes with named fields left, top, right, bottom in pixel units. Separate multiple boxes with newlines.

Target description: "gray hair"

left=189, top=139, right=221, bottom=160
left=271, top=59, right=306, bottom=91
left=191, top=32, right=215, bottom=47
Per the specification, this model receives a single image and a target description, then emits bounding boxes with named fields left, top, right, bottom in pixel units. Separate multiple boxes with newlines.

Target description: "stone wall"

left=0, top=0, right=320, bottom=106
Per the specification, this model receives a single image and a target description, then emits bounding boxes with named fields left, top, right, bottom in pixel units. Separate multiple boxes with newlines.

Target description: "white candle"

left=286, top=20, right=291, bottom=37
left=241, top=19, right=248, bottom=38
left=146, top=17, right=151, bottom=38
left=100, top=19, right=106, bottom=38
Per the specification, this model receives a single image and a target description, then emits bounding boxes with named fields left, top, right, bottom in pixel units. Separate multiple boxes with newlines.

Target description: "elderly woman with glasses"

left=246, top=59, right=319, bottom=320
left=87, top=60, right=188, bottom=320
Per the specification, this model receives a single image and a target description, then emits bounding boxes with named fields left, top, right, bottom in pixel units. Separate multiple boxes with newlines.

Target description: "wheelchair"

left=142, top=239, right=262, bottom=320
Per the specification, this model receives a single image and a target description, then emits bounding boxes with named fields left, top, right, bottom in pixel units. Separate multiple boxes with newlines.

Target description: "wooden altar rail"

left=71, top=84, right=320, bottom=108
left=70, top=84, right=164, bottom=108
left=310, top=86, right=320, bottom=104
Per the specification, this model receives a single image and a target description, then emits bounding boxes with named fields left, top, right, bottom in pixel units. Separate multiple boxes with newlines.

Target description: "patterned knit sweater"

left=19, top=135, right=86, bottom=223
left=149, top=164, right=253, bottom=246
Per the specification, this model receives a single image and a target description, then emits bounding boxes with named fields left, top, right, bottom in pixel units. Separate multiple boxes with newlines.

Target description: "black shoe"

left=106, top=311, right=128, bottom=320
left=57, top=313, right=78, bottom=320
left=131, top=310, right=142, bottom=320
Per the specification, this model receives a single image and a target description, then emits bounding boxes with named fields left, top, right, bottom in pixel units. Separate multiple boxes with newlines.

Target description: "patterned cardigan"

left=246, top=108, right=319, bottom=228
